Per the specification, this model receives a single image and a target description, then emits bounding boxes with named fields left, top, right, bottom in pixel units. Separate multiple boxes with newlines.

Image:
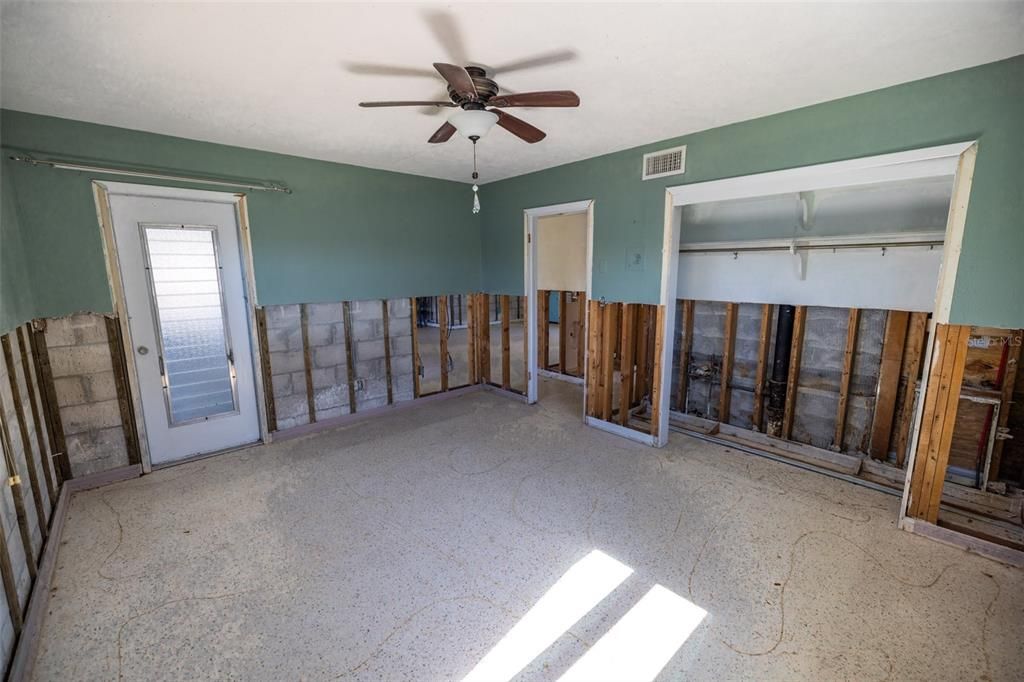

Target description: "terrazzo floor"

left=34, top=379, right=1024, bottom=680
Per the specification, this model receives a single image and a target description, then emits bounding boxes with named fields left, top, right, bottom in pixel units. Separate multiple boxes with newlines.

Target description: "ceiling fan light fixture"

left=448, top=109, right=499, bottom=140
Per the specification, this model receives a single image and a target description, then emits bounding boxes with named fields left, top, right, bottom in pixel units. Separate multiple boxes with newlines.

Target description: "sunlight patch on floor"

left=461, top=550, right=632, bottom=682
left=558, top=584, right=707, bottom=682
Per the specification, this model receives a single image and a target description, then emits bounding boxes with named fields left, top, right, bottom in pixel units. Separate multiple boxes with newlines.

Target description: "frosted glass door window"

left=143, top=226, right=237, bottom=424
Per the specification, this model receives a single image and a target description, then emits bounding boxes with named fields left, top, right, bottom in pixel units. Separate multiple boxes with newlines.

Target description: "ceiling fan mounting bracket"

left=448, top=66, right=499, bottom=106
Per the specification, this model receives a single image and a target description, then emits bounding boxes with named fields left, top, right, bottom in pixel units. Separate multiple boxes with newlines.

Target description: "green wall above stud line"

left=2, top=55, right=1023, bottom=335
left=0, top=109, right=482, bottom=333
left=481, top=54, right=1024, bottom=329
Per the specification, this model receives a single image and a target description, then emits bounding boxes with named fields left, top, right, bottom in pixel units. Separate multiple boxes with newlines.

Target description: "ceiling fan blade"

left=423, top=10, right=469, bottom=64
left=428, top=121, right=457, bottom=144
left=488, top=91, right=580, bottom=108
left=345, top=62, right=437, bottom=78
left=493, top=110, right=546, bottom=143
left=359, top=101, right=456, bottom=108
left=491, top=49, right=578, bottom=74
left=434, top=62, right=478, bottom=99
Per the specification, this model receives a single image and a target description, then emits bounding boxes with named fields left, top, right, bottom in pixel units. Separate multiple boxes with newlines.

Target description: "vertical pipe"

left=767, top=304, right=795, bottom=437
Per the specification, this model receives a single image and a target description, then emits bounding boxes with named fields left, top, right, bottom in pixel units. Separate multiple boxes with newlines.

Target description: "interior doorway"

left=95, top=182, right=266, bottom=468
left=523, top=201, right=593, bottom=408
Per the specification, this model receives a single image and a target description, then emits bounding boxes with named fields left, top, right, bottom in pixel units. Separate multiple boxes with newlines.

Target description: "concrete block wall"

left=683, top=301, right=726, bottom=419
left=792, top=308, right=884, bottom=452
left=265, top=299, right=415, bottom=431
left=0, top=325, right=60, bottom=665
left=672, top=300, right=887, bottom=455
left=264, top=304, right=311, bottom=430
left=726, top=303, right=774, bottom=429
left=387, top=299, right=416, bottom=403
left=44, top=314, right=131, bottom=476
left=801, top=305, right=881, bottom=455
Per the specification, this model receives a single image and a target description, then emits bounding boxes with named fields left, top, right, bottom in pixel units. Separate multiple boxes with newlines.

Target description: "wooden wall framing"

left=0, top=322, right=66, bottom=658
left=534, top=290, right=586, bottom=381
left=907, top=324, right=970, bottom=522
left=584, top=300, right=664, bottom=437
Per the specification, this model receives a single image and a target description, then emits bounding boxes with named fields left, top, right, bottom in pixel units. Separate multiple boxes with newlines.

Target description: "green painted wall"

left=481, top=55, right=1024, bottom=328
left=0, top=110, right=481, bottom=330
left=1, top=155, right=35, bottom=333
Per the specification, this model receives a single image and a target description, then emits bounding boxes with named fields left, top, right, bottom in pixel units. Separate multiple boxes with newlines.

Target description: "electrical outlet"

left=355, top=378, right=366, bottom=392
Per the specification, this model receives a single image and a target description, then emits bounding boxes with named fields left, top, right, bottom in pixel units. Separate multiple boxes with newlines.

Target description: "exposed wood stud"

left=467, top=294, right=478, bottom=385
left=501, top=295, right=511, bottom=390
left=599, top=303, right=618, bottom=421
left=104, top=317, right=141, bottom=468
left=523, top=296, right=530, bottom=391
left=676, top=300, right=695, bottom=413
left=438, top=296, right=449, bottom=392
left=586, top=300, right=602, bottom=417
left=0, top=496, right=21, bottom=634
left=650, top=305, right=666, bottom=438
left=381, top=300, right=394, bottom=405
left=908, top=325, right=969, bottom=521
left=576, top=293, right=586, bottom=378
left=718, top=303, right=738, bottom=423
left=342, top=302, right=357, bottom=413
left=894, top=312, right=929, bottom=467
left=646, top=305, right=658, bottom=400
left=538, top=290, right=550, bottom=372
left=635, top=306, right=650, bottom=404
left=2, top=335, right=47, bottom=538
left=478, top=294, right=491, bottom=384
left=9, top=477, right=36, bottom=579
left=16, top=325, right=55, bottom=505
left=751, top=304, right=772, bottom=432
left=410, top=298, right=421, bottom=398
left=781, top=306, right=806, bottom=441
left=833, top=308, right=860, bottom=450
left=27, top=323, right=69, bottom=483
left=618, top=304, right=637, bottom=426
left=558, top=291, right=568, bottom=373
left=254, top=308, right=277, bottom=432
left=299, top=304, right=317, bottom=423
left=0, top=395, right=37, bottom=581
left=870, top=310, right=911, bottom=460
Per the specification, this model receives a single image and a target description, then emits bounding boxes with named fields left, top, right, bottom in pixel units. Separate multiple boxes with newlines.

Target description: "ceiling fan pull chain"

left=471, top=140, right=481, bottom=214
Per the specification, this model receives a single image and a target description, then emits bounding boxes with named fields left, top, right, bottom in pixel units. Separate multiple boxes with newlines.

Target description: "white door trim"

left=92, top=181, right=269, bottom=473
left=523, top=200, right=593, bottom=408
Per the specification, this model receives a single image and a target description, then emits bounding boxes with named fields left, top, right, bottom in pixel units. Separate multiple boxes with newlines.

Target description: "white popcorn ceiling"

left=1, top=2, right=1021, bottom=184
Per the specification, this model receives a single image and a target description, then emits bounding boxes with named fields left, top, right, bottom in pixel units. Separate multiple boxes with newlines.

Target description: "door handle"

left=137, top=345, right=149, bottom=355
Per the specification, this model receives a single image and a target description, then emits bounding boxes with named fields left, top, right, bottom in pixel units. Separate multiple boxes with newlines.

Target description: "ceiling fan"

left=358, top=63, right=580, bottom=144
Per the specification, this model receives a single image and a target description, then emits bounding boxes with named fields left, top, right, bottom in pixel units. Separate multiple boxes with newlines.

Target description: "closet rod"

left=679, top=240, right=942, bottom=255
left=8, top=154, right=291, bottom=193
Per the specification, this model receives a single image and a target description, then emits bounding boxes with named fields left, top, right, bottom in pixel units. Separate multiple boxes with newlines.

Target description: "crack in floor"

left=686, top=492, right=746, bottom=599
left=719, top=530, right=960, bottom=658
left=334, top=595, right=511, bottom=679
left=115, top=587, right=261, bottom=681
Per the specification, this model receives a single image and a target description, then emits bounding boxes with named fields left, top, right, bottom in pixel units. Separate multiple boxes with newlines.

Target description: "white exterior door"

left=107, top=187, right=261, bottom=465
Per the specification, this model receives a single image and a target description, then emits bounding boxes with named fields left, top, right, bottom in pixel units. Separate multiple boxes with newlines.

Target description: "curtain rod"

left=8, top=154, right=292, bottom=194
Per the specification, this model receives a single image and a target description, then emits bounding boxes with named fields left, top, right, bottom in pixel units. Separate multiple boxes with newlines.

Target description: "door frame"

left=92, top=181, right=270, bottom=473
left=523, top=200, right=594, bottom=407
